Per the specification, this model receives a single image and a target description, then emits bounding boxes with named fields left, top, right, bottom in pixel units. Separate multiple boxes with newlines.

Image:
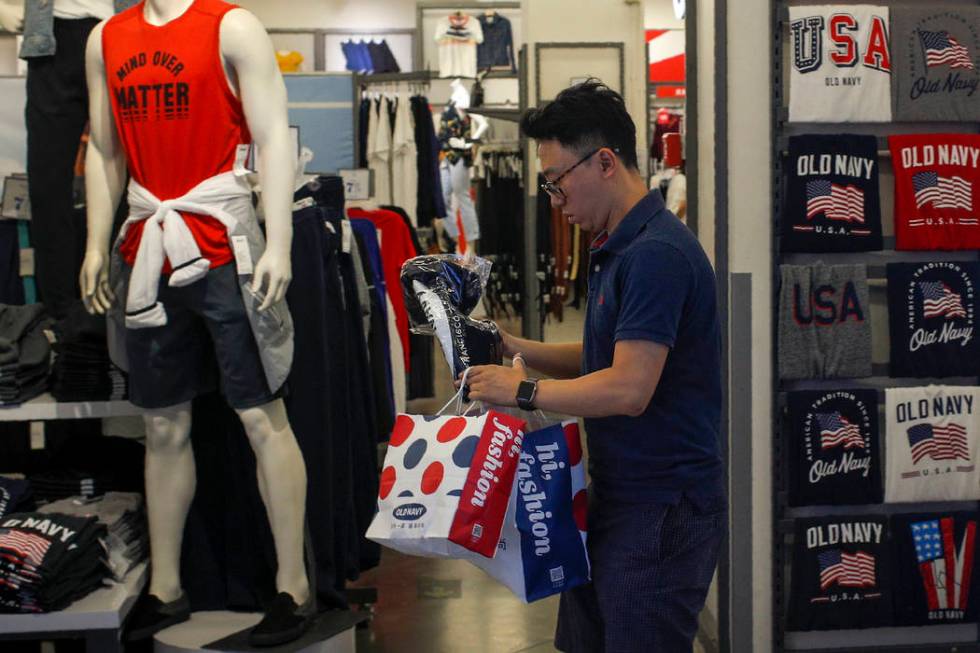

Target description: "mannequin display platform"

left=81, top=0, right=312, bottom=646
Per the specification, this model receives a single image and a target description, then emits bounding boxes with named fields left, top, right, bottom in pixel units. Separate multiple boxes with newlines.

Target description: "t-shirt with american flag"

left=884, top=385, right=980, bottom=504
left=887, top=261, right=980, bottom=378
left=789, top=516, right=892, bottom=630
left=889, top=133, right=980, bottom=250
left=786, top=389, right=882, bottom=507
left=782, top=134, right=883, bottom=253
left=892, top=7, right=980, bottom=122
left=892, top=511, right=980, bottom=625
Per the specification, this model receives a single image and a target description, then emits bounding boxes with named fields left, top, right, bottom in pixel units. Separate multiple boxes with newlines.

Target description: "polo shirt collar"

left=595, top=190, right=665, bottom=255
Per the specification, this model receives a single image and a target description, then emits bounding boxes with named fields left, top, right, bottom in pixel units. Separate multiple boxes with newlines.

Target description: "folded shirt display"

left=0, top=477, right=34, bottom=520
left=0, top=511, right=107, bottom=613
left=0, top=303, right=53, bottom=406
left=50, top=303, right=127, bottom=402
left=40, top=493, right=147, bottom=581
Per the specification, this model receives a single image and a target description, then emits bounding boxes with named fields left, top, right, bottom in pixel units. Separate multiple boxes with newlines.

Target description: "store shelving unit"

left=771, top=1, right=980, bottom=651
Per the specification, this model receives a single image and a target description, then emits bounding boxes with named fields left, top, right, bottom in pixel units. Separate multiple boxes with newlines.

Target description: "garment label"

left=292, top=197, right=315, bottom=211
left=341, top=220, right=352, bottom=254
left=19, top=247, right=34, bottom=276
left=234, top=144, right=252, bottom=177
left=231, top=235, right=253, bottom=275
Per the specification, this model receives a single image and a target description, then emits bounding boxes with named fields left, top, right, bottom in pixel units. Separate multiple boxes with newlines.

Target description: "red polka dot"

left=572, top=489, right=588, bottom=532
left=437, top=417, right=467, bottom=443
left=564, top=422, right=583, bottom=466
left=421, top=462, right=445, bottom=495
left=379, top=466, right=397, bottom=500
left=389, top=415, right=415, bottom=447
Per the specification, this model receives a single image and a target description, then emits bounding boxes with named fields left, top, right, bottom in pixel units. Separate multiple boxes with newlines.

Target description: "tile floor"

left=350, top=307, right=715, bottom=653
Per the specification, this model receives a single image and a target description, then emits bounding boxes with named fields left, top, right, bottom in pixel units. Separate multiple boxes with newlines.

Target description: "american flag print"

left=920, top=30, right=976, bottom=70
left=817, top=549, right=876, bottom=591
left=907, top=423, right=970, bottom=464
left=912, top=518, right=977, bottom=611
left=913, top=172, right=973, bottom=211
left=816, top=412, right=865, bottom=450
left=806, top=180, right=866, bottom=223
left=0, top=529, right=51, bottom=567
left=919, top=281, right=968, bottom=320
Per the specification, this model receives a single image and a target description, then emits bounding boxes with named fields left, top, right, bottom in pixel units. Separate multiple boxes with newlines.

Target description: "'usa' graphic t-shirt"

left=786, top=389, right=882, bottom=507
left=889, top=133, right=980, bottom=250
left=788, top=5, right=892, bottom=123
left=892, top=511, right=980, bottom=626
left=892, top=7, right=980, bottom=122
left=884, top=385, right=980, bottom=503
left=782, top=134, right=883, bottom=252
left=887, top=261, right=979, bottom=378
left=789, top=516, right=892, bottom=630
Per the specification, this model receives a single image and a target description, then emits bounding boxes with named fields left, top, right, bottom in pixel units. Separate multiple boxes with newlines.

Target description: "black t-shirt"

left=782, top=134, right=883, bottom=253
left=790, top=516, right=892, bottom=630
left=786, top=390, right=882, bottom=507
left=891, top=511, right=980, bottom=626
left=887, top=261, right=980, bottom=378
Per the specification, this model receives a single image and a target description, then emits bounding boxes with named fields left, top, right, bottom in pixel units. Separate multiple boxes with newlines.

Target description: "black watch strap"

left=516, top=378, right=539, bottom=411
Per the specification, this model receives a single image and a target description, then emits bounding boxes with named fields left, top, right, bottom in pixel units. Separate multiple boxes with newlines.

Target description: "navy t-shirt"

left=583, top=190, right=723, bottom=505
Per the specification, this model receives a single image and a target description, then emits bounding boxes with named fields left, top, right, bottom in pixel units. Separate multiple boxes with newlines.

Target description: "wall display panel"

left=417, top=3, right=522, bottom=77
left=324, top=32, right=414, bottom=73
left=535, top=43, right=624, bottom=104
left=284, top=75, right=354, bottom=174
left=269, top=31, right=317, bottom=73
left=0, top=76, right=26, bottom=192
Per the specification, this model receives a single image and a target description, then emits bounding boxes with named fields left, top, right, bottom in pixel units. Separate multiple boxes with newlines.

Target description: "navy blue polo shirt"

left=583, top=190, right=723, bottom=505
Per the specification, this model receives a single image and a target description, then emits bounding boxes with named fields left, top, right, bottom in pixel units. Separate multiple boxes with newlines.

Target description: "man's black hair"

left=519, top=79, right=638, bottom=170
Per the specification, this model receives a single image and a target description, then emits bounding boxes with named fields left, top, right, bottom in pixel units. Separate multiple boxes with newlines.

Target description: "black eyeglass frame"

left=539, top=147, right=619, bottom=199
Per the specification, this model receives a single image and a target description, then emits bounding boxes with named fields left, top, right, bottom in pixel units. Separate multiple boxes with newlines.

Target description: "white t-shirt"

left=53, top=0, right=113, bottom=20
left=788, top=5, right=892, bottom=122
left=885, top=385, right=980, bottom=503
left=434, top=13, right=484, bottom=79
left=369, top=96, right=392, bottom=205
left=390, top=95, right=418, bottom=226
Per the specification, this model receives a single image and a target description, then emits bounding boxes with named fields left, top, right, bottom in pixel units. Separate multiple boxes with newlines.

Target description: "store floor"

left=351, top=307, right=716, bottom=653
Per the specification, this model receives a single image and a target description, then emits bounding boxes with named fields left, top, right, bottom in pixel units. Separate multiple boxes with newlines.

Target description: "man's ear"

left=598, top=148, right=617, bottom=176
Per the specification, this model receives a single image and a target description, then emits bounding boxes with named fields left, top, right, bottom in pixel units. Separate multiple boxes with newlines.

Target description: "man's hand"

left=460, top=355, right=529, bottom=407
left=79, top=250, right=114, bottom=315
left=251, top=249, right=291, bottom=311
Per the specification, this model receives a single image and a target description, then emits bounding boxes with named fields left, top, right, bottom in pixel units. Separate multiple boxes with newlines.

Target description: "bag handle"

left=437, top=367, right=479, bottom=416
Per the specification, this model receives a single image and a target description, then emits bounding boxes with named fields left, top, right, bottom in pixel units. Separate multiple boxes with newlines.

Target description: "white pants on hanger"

left=439, top=159, right=479, bottom=242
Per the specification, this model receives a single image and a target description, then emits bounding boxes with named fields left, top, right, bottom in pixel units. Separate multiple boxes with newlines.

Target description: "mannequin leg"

left=236, top=399, right=310, bottom=603
left=439, top=162, right=459, bottom=239
left=451, top=159, right=480, bottom=250
left=143, top=403, right=195, bottom=602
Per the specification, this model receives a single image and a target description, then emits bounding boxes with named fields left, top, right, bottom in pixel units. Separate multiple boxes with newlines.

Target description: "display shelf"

left=0, top=393, right=141, bottom=422
left=0, top=562, right=147, bottom=636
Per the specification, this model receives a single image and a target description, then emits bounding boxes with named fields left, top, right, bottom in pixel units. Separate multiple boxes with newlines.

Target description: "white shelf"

left=0, top=393, right=142, bottom=422
left=0, top=561, right=147, bottom=634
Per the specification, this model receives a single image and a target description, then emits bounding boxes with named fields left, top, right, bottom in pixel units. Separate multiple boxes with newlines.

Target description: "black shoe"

left=124, top=593, right=191, bottom=641
left=248, top=592, right=315, bottom=648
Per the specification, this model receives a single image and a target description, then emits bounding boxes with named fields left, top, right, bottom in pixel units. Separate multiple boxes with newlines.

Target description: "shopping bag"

left=366, top=384, right=527, bottom=559
left=464, top=418, right=590, bottom=602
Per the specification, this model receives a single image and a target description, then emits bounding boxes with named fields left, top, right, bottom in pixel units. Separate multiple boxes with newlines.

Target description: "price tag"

left=233, top=144, right=252, bottom=177
left=2, top=176, right=30, bottom=220
left=339, top=169, right=372, bottom=201
left=341, top=219, right=352, bottom=254
left=19, top=247, right=34, bottom=276
left=231, top=235, right=253, bottom=275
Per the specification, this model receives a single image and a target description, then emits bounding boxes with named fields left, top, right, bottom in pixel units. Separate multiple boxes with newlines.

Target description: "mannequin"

left=439, top=78, right=487, bottom=254
left=80, top=0, right=312, bottom=646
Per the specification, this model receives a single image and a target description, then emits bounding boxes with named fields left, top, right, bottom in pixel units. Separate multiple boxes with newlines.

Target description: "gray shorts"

left=123, top=263, right=284, bottom=410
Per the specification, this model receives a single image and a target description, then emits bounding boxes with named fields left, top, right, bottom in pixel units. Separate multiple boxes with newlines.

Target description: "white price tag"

left=292, top=197, right=315, bottom=211
left=19, top=247, right=34, bottom=276
left=231, top=235, right=253, bottom=275
left=339, top=169, right=372, bottom=201
left=341, top=219, right=352, bottom=254
left=234, top=144, right=252, bottom=177
left=2, top=176, right=30, bottom=220
left=30, top=422, right=45, bottom=450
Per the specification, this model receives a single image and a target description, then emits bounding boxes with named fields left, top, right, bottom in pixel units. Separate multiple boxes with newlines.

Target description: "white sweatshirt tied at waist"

left=121, top=171, right=252, bottom=329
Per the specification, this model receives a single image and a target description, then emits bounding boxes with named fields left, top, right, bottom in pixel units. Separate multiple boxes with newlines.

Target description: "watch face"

left=673, top=0, right=686, bottom=20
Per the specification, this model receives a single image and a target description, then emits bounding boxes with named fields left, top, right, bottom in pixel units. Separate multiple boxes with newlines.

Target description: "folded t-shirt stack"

left=50, top=303, right=127, bottom=402
left=0, top=477, right=34, bottom=520
left=0, top=303, right=52, bottom=406
left=0, top=511, right=107, bottom=613
left=40, top=493, right=147, bottom=581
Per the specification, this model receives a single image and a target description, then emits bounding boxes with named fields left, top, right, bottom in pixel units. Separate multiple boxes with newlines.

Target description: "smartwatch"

left=516, top=378, right=539, bottom=411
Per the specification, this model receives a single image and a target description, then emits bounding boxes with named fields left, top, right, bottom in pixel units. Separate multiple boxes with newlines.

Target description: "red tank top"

left=104, top=0, right=250, bottom=270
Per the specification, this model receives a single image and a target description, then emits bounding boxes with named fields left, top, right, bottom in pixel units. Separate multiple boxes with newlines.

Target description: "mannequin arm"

left=81, top=20, right=126, bottom=314
left=220, top=9, right=294, bottom=311
left=0, top=1, right=23, bottom=33
left=470, top=113, right=489, bottom=141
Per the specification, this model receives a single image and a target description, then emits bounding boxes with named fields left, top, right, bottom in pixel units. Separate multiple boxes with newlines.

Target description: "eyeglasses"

left=539, top=148, right=603, bottom=199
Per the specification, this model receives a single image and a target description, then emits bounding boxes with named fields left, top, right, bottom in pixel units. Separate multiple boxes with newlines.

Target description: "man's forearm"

left=504, top=334, right=582, bottom=379
left=534, top=369, right=646, bottom=418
